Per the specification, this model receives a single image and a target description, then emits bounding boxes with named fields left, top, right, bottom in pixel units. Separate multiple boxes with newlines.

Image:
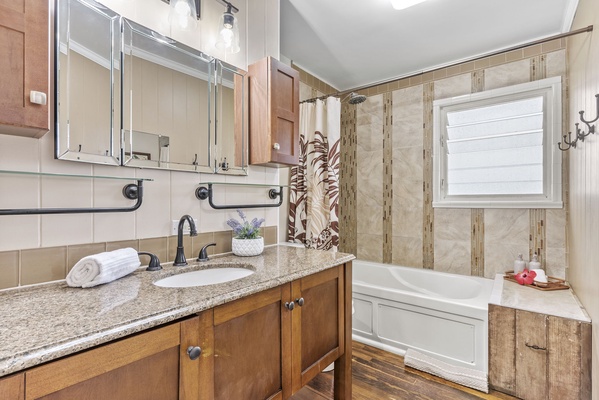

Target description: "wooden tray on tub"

left=504, top=271, right=570, bottom=291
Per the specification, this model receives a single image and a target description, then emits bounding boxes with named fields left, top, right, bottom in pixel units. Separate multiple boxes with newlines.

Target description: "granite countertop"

left=0, top=245, right=355, bottom=378
left=489, top=274, right=591, bottom=322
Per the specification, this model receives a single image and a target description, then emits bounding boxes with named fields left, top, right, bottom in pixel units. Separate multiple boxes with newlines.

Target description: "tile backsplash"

left=0, top=226, right=277, bottom=289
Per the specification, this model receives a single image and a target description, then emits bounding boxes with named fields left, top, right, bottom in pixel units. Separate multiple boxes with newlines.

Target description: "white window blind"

left=432, top=76, right=562, bottom=209
left=445, top=96, right=544, bottom=196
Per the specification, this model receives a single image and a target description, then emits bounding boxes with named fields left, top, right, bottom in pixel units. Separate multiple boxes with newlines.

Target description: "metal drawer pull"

left=525, top=342, right=546, bottom=351
left=285, top=301, right=295, bottom=310
left=295, top=297, right=305, bottom=306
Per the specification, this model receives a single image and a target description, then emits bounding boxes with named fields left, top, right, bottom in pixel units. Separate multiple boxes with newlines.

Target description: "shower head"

left=342, top=92, right=367, bottom=105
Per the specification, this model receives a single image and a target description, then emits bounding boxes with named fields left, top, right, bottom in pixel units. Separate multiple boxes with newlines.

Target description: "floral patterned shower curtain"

left=288, top=97, right=341, bottom=251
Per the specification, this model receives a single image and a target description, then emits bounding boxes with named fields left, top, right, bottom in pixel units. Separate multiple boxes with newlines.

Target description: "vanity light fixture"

left=215, top=0, right=240, bottom=54
left=390, top=0, right=427, bottom=10
left=162, top=0, right=201, bottom=31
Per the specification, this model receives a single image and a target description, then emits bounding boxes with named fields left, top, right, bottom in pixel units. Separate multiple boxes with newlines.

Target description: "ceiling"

left=280, top=0, right=579, bottom=92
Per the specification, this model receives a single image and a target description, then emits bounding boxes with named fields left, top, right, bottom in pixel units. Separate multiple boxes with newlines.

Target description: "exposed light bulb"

left=390, top=0, right=427, bottom=10
left=168, top=0, right=197, bottom=31
left=174, top=0, right=191, bottom=16
left=220, top=27, right=234, bottom=47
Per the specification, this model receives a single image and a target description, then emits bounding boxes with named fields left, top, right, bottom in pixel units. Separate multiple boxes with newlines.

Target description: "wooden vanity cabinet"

left=198, top=263, right=352, bottom=400
left=248, top=56, right=300, bottom=167
left=0, top=0, right=50, bottom=138
left=24, top=317, right=202, bottom=400
left=0, top=373, right=24, bottom=400
left=489, top=304, right=592, bottom=400
left=291, top=265, right=345, bottom=394
left=199, top=286, right=291, bottom=400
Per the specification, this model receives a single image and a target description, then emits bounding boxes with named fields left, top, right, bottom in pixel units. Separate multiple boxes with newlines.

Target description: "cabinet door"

left=248, top=56, right=299, bottom=167
left=291, top=265, right=344, bottom=393
left=269, top=57, right=299, bottom=166
left=210, top=286, right=291, bottom=400
left=0, top=373, right=24, bottom=400
left=25, top=319, right=200, bottom=400
left=0, top=0, right=49, bottom=137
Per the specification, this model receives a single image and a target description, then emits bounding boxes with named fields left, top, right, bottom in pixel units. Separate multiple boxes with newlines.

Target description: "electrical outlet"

left=171, top=218, right=198, bottom=235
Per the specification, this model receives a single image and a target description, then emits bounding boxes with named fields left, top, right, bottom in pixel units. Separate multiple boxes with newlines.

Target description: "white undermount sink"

left=154, top=265, right=255, bottom=288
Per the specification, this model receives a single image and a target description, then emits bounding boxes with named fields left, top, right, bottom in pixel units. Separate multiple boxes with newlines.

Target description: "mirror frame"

left=54, top=0, right=121, bottom=166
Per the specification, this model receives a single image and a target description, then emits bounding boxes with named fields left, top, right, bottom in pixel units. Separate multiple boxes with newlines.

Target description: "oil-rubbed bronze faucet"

left=174, top=215, right=198, bottom=266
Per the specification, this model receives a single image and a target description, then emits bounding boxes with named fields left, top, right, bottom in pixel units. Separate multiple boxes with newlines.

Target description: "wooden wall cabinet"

left=0, top=0, right=50, bottom=138
left=248, top=57, right=300, bottom=167
left=24, top=318, right=202, bottom=400
left=489, top=304, right=592, bottom=400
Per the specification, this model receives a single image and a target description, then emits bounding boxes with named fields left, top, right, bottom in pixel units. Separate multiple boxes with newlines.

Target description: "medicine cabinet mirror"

left=55, top=0, right=120, bottom=165
left=55, top=0, right=248, bottom=175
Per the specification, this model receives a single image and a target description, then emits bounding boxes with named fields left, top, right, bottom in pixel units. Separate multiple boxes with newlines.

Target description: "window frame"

left=432, top=76, right=563, bottom=209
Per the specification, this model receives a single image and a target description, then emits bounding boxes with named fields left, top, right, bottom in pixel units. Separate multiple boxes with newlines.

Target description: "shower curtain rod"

left=300, top=25, right=593, bottom=104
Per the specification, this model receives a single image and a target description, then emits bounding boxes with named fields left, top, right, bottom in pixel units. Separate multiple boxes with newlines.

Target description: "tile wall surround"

left=0, top=226, right=278, bottom=289
left=345, top=39, right=568, bottom=280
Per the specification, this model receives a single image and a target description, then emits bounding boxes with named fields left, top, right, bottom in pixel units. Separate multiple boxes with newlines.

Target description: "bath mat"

left=404, top=348, right=489, bottom=393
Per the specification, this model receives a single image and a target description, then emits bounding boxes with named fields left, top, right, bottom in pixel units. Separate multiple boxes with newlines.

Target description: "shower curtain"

left=288, top=97, right=341, bottom=251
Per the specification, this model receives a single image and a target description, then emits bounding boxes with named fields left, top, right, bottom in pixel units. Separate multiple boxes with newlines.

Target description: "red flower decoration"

left=515, top=269, right=537, bottom=285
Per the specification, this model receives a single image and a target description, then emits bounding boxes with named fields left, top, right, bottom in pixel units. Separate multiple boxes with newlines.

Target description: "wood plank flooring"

left=291, top=341, right=518, bottom=400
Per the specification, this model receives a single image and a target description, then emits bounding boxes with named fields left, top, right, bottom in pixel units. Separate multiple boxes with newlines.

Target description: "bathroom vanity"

left=0, top=246, right=354, bottom=400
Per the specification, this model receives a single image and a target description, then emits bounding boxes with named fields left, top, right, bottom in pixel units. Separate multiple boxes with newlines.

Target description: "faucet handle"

left=138, top=251, right=162, bottom=271
left=197, top=242, right=217, bottom=262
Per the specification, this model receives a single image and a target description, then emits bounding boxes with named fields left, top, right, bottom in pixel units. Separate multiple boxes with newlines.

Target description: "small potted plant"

left=227, top=210, right=265, bottom=256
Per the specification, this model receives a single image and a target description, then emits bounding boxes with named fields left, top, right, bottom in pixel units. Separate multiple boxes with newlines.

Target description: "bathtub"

left=352, top=260, right=494, bottom=373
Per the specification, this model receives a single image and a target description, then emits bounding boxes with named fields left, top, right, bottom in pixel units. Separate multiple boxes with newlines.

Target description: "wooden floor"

left=291, top=341, right=518, bottom=400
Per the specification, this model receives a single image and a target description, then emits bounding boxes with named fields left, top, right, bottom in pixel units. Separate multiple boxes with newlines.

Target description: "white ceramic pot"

left=232, top=237, right=264, bottom=257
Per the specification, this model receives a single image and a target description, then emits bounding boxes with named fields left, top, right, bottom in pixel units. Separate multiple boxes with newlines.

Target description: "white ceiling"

left=280, top=0, right=579, bottom=91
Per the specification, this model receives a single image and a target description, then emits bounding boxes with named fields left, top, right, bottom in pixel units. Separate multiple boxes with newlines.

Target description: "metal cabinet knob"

left=285, top=301, right=295, bottom=311
left=273, top=143, right=281, bottom=150
left=187, top=346, right=202, bottom=360
left=295, top=297, right=305, bottom=307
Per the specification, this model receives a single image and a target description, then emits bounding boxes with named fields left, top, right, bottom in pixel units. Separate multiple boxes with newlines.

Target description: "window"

left=432, top=76, right=562, bottom=208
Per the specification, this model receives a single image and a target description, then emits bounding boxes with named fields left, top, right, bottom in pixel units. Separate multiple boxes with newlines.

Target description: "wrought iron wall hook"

left=579, top=94, right=599, bottom=126
left=558, top=131, right=576, bottom=151
left=559, top=93, right=599, bottom=151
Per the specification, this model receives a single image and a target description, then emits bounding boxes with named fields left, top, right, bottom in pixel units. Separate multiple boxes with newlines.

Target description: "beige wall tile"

left=460, top=62, right=475, bottom=73
left=546, top=209, right=566, bottom=249
left=394, top=179, right=423, bottom=209
left=393, top=146, right=423, bottom=179
left=192, top=232, right=215, bottom=257
left=484, top=59, right=531, bottom=90
left=546, top=247, right=566, bottom=279
left=541, top=39, right=562, bottom=53
left=522, top=44, right=542, bottom=58
left=264, top=226, right=278, bottom=245
left=67, top=243, right=107, bottom=272
left=138, top=237, right=168, bottom=265
left=474, top=58, right=490, bottom=69
left=485, top=209, right=529, bottom=244
left=434, top=239, right=471, bottom=275
left=0, top=215, right=40, bottom=252
left=446, top=65, right=462, bottom=76
left=393, top=207, right=423, bottom=239
left=433, top=69, right=447, bottom=80
left=391, top=236, right=422, bottom=268
left=299, top=81, right=313, bottom=102
left=357, top=233, right=383, bottom=263
left=433, top=73, right=471, bottom=100
left=489, top=54, right=506, bottom=67
left=21, top=247, right=67, bottom=285
left=0, top=251, right=19, bottom=289
left=546, top=49, right=566, bottom=78
left=213, top=230, right=233, bottom=254
left=434, top=208, right=471, bottom=241
left=484, top=243, right=529, bottom=279
left=506, top=49, right=523, bottom=62
left=392, top=85, right=423, bottom=149
left=106, top=240, right=139, bottom=252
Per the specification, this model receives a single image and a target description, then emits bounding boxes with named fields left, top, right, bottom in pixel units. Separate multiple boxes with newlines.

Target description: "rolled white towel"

left=66, top=248, right=141, bottom=288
